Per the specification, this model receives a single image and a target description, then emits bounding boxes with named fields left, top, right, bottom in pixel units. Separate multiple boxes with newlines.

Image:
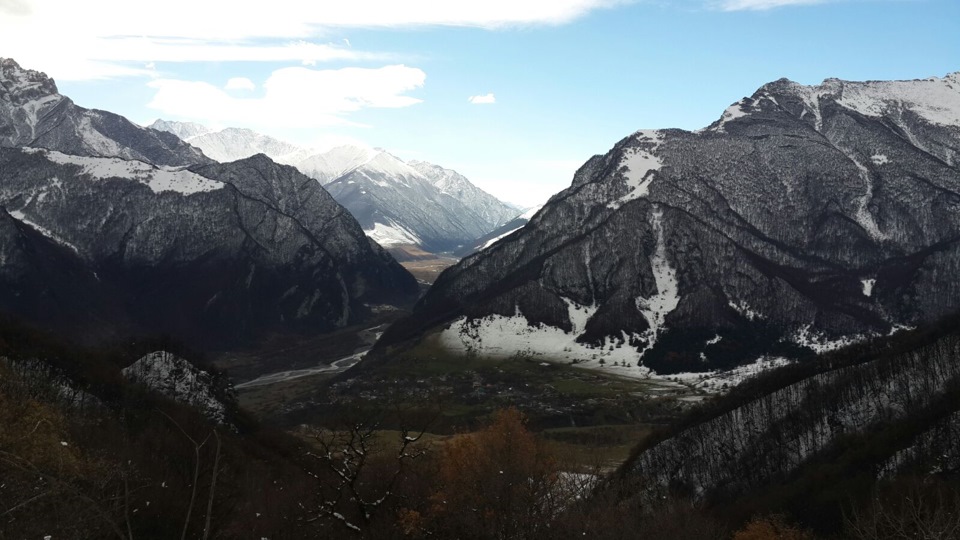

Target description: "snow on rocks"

left=122, top=351, right=228, bottom=423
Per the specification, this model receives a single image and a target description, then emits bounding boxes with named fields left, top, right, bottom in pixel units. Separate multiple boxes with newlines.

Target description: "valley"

left=1, top=44, right=959, bottom=539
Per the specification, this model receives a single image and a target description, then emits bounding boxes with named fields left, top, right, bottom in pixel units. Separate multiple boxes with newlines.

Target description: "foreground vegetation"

left=1, top=316, right=959, bottom=538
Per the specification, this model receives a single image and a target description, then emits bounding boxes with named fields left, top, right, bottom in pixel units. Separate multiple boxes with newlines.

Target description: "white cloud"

left=469, top=93, right=497, bottom=104
left=0, top=0, right=626, bottom=80
left=225, top=77, right=256, bottom=91
left=714, top=0, right=830, bottom=10
left=147, top=65, right=425, bottom=129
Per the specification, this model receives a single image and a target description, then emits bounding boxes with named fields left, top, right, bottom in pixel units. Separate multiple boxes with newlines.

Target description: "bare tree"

left=846, top=480, right=960, bottom=540
left=309, top=408, right=433, bottom=535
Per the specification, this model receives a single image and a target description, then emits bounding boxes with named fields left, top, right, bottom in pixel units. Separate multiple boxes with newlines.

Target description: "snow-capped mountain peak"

left=297, top=144, right=382, bottom=184
left=0, top=58, right=60, bottom=102
left=150, top=120, right=314, bottom=165
left=148, top=119, right=212, bottom=141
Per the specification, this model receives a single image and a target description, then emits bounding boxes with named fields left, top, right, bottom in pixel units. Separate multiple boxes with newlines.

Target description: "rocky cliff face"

left=0, top=60, right=418, bottom=348
left=380, top=72, right=960, bottom=375
left=1, top=59, right=208, bottom=166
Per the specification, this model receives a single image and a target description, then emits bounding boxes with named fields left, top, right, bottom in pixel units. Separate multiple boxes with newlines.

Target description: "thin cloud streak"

left=468, top=93, right=497, bottom=104
left=714, top=0, right=831, bottom=10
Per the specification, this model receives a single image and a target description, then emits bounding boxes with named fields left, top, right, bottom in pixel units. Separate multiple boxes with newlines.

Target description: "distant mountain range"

left=149, top=120, right=521, bottom=254
left=379, top=70, right=960, bottom=375
left=0, top=58, right=418, bottom=347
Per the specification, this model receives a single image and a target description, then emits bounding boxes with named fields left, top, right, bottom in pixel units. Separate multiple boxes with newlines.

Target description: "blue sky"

left=2, top=0, right=958, bottom=206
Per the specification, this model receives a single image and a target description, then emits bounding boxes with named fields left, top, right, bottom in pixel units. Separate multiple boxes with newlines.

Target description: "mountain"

left=150, top=121, right=518, bottom=254
left=0, top=59, right=208, bottom=167
left=378, top=71, right=960, bottom=375
left=0, top=60, right=418, bottom=348
left=297, top=144, right=381, bottom=184
left=610, top=320, right=960, bottom=531
left=454, top=205, right=543, bottom=257
left=148, top=118, right=212, bottom=141
left=409, top=160, right=519, bottom=229
left=148, top=120, right=314, bottom=165
left=324, top=150, right=514, bottom=253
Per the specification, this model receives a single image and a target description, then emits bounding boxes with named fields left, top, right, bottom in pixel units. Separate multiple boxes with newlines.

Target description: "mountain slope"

left=409, top=160, right=518, bottom=229
left=1, top=59, right=208, bottom=166
left=0, top=147, right=418, bottom=347
left=149, top=121, right=518, bottom=253
left=0, top=60, right=418, bottom=348
left=378, top=71, right=960, bottom=375
left=455, top=205, right=544, bottom=257
left=609, top=319, right=960, bottom=533
left=325, top=150, right=512, bottom=253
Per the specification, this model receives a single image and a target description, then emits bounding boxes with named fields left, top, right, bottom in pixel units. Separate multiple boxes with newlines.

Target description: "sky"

left=1, top=0, right=958, bottom=207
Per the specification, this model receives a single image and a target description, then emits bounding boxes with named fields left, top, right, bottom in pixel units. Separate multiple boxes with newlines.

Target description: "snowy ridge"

left=834, top=73, right=960, bottom=127
left=520, top=205, right=544, bottom=220
left=298, top=145, right=381, bottom=184
left=38, top=149, right=223, bottom=194
left=122, top=351, right=228, bottom=423
left=148, top=119, right=211, bottom=140
left=608, top=131, right=663, bottom=209
left=713, top=99, right=750, bottom=132
left=8, top=209, right=80, bottom=254
left=481, top=226, right=523, bottom=249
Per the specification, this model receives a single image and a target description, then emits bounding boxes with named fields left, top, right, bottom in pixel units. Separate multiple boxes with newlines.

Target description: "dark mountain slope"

left=378, top=72, right=960, bottom=375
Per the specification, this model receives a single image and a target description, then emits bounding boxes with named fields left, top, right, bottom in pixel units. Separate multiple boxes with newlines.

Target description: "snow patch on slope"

left=634, top=207, right=680, bottom=355
left=861, top=278, right=876, bottom=297
left=792, top=324, right=863, bottom=354
left=8, top=209, right=80, bottom=254
left=871, top=154, right=890, bottom=166
left=834, top=74, right=960, bottom=127
left=39, top=150, right=222, bottom=194
left=728, top=300, right=761, bottom=321
left=846, top=153, right=889, bottom=242
left=438, top=299, right=654, bottom=378
left=366, top=220, right=422, bottom=246
left=609, top=131, right=663, bottom=209
left=714, top=99, right=750, bottom=132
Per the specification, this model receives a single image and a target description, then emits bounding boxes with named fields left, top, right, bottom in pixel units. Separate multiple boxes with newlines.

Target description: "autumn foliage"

left=401, top=408, right=560, bottom=539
